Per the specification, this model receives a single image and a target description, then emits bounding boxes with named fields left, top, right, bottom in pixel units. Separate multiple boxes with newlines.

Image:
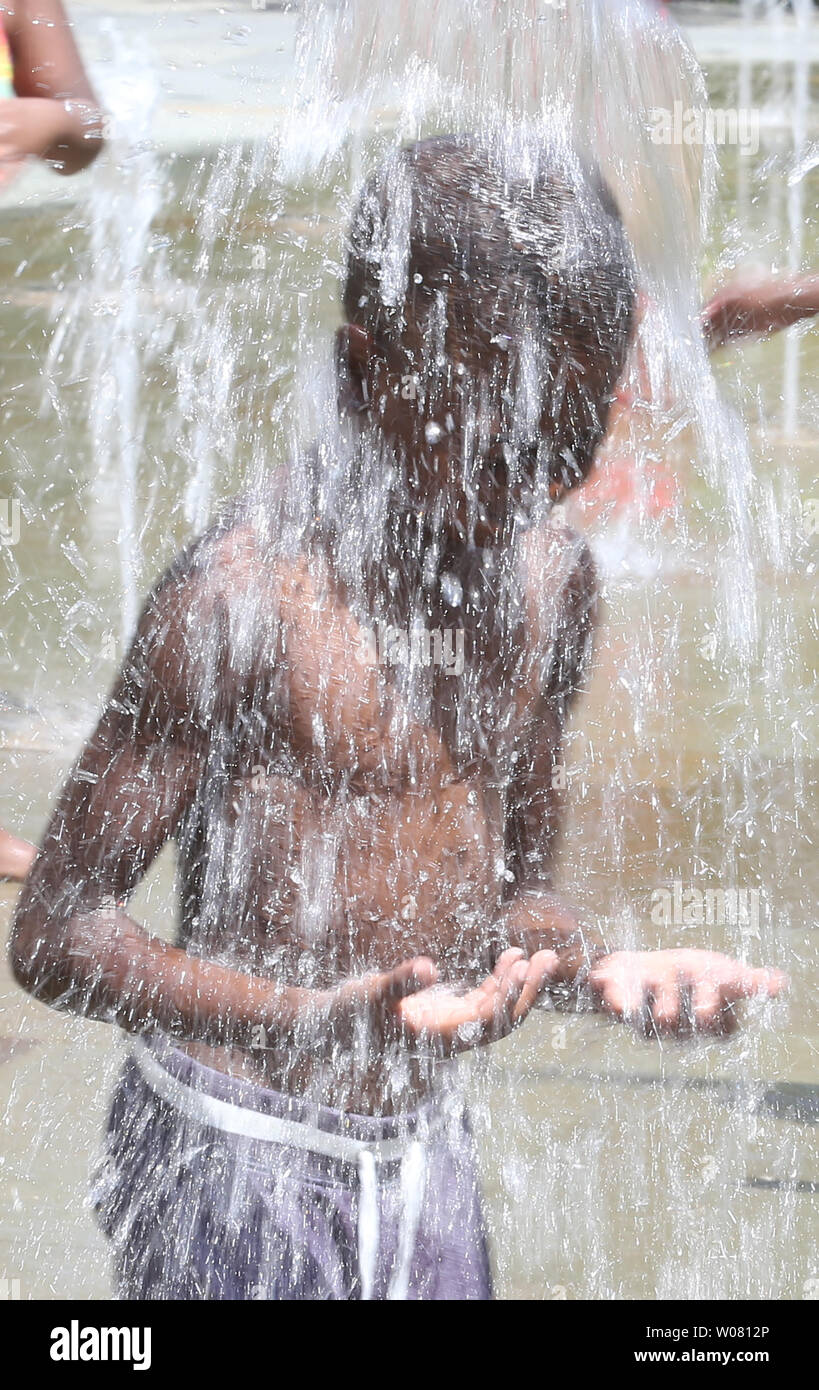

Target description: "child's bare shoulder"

left=125, top=496, right=292, bottom=722
left=153, top=494, right=293, bottom=614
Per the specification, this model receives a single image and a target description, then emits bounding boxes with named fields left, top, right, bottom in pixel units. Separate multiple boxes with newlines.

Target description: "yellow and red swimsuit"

left=0, top=12, right=14, bottom=97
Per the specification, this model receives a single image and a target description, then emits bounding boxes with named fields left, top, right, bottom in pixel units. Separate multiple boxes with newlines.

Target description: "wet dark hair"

left=343, top=134, right=637, bottom=489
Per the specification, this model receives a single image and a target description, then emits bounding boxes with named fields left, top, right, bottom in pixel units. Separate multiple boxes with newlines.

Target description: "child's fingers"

left=488, top=948, right=526, bottom=983
left=376, top=956, right=438, bottom=1002
left=691, top=979, right=723, bottom=1031
left=597, top=973, right=644, bottom=1023
left=512, top=950, right=561, bottom=1023
left=733, top=966, right=787, bottom=1000
left=487, top=965, right=525, bottom=1039
left=650, top=978, right=679, bottom=1032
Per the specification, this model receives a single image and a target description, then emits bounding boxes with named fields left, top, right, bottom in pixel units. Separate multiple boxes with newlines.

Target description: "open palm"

left=397, top=948, right=560, bottom=1053
left=590, top=948, right=786, bottom=1035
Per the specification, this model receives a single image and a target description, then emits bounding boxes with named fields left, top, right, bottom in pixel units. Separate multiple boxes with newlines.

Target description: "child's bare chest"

left=180, top=635, right=535, bottom=977
left=175, top=550, right=553, bottom=975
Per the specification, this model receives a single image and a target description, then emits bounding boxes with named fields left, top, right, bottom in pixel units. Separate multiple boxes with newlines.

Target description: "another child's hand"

left=0, top=151, right=26, bottom=187
left=589, top=948, right=786, bottom=1036
left=0, top=96, right=95, bottom=177
left=702, top=272, right=819, bottom=349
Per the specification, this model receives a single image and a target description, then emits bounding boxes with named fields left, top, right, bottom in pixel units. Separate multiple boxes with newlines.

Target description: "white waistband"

left=131, top=1037, right=436, bottom=1168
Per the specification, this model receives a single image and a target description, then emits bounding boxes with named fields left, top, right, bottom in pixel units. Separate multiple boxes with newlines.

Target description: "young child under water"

left=9, top=135, right=785, bottom=1300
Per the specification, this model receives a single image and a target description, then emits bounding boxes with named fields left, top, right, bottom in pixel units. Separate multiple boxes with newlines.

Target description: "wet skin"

left=9, top=329, right=785, bottom=1114
left=9, top=499, right=592, bottom=1110
left=0, top=827, right=36, bottom=882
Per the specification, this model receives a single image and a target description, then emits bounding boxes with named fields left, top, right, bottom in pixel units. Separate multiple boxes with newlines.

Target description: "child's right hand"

left=322, top=956, right=438, bottom=1048
left=397, top=948, right=560, bottom=1054
left=320, top=948, right=559, bottom=1056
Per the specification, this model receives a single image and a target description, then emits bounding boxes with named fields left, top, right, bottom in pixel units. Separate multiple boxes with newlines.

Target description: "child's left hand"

left=589, top=948, right=786, bottom=1036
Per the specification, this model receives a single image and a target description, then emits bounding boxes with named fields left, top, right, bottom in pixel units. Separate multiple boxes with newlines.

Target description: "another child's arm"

left=0, top=825, right=36, bottom=881
left=2, top=0, right=103, bottom=175
left=702, top=272, right=819, bottom=352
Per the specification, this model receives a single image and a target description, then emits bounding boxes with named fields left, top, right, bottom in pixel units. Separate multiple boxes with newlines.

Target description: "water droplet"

left=440, top=571, right=462, bottom=607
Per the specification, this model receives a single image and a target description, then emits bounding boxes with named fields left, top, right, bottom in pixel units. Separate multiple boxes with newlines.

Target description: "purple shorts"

left=92, top=1034, right=493, bottom=1301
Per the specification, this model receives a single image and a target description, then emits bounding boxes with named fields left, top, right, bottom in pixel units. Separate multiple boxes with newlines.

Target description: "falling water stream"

left=0, top=0, right=816, bottom=1300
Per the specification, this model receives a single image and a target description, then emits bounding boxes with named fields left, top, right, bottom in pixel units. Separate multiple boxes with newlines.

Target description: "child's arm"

left=8, top=551, right=545, bottom=1060
left=2, top=0, right=103, bottom=174
left=9, top=693, right=542, bottom=1058
left=500, top=722, right=609, bottom=989
left=702, top=272, right=819, bottom=352
left=7, top=566, right=435, bottom=1055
